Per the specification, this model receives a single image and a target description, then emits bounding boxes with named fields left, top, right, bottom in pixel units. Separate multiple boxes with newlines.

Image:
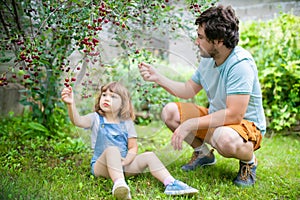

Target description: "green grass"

left=1, top=122, right=300, bottom=200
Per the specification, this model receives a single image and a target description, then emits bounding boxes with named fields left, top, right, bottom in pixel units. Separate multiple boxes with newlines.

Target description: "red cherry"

left=87, top=24, right=93, bottom=29
left=71, top=77, right=76, bottom=82
left=92, top=38, right=99, bottom=44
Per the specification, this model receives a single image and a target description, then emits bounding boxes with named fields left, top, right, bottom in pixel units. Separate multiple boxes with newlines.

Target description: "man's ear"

left=217, top=40, right=224, bottom=45
left=213, top=39, right=224, bottom=47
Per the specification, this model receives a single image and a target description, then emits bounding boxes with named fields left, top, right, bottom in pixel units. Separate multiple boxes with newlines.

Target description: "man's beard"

left=199, top=47, right=217, bottom=58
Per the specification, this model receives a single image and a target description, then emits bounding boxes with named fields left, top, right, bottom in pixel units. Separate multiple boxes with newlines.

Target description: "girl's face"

left=99, top=89, right=122, bottom=114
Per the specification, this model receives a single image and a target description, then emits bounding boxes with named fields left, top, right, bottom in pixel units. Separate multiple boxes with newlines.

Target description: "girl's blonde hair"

left=95, top=81, right=135, bottom=120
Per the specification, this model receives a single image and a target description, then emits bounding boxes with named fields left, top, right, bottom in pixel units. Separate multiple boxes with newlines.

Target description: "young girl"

left=61, top=81, right=198, bottom=200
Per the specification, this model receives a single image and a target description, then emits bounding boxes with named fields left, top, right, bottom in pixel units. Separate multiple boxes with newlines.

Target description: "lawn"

left=1, top=121, right=299, bottom=200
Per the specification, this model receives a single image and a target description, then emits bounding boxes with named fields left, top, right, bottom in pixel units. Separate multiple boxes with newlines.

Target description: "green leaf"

left=28, top=122, right=49, bottom=134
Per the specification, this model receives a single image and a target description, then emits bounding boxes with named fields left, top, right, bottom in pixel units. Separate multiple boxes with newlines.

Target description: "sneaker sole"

left=233, top=179, right=255, bottom=188
left=165, top=188, right=199, bottom=196
left=113, top=186, right=129, bottom=200
left=201, top=159, right=217, bottom=166
left=181, top=159, right=217, bottom=171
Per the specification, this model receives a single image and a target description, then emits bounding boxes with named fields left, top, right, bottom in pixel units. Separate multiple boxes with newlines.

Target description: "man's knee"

left=210, top=127, right=245, bottom=157
left=161, top=102, right=180, bottom=131
left=161, top=102, right=179, bottom=123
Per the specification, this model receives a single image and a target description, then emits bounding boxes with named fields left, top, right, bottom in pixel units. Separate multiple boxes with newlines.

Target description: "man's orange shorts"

left=175, top=102, right=262, bottom=151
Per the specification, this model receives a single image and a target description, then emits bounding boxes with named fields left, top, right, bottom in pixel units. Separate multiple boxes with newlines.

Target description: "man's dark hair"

left=195, top=5, right=239, bottom=48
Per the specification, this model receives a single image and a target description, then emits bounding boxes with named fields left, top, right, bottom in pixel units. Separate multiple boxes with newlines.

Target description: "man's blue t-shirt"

left=192, top=46, right=266, bottom=135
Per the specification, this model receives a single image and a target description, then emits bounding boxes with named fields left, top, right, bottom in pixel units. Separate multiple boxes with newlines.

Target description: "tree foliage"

left=0, top=0, right=217, bottom=135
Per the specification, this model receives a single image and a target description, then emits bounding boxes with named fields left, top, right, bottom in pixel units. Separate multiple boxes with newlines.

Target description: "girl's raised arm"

left=61, top=87, right=91, bottom=128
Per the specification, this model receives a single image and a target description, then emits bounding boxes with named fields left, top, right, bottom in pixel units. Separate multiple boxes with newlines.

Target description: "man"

left=138, top=5, right=266, bottom=187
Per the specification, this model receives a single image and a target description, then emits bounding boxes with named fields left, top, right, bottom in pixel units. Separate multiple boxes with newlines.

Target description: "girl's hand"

left=121, top=156, right=132, bottom=166
left=121, top=152, right=137, bottom=166
left=61, top=87, right=74, bottom=105
left=121, top=157, right=127, bottom=166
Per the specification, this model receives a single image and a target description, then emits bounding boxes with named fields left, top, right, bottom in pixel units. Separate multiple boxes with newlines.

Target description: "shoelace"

left=188, top=149, right=214, bottom=164
left=187, top=151, right=200, bottom=164
left=240, top=164, right=254, bottom=181
left=168, top=180, right=188, bottom=188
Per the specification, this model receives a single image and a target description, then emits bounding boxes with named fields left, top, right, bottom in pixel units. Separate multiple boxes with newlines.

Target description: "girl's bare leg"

left=124, top=151, right=199, bottom=196
left=93, top=146, right=124, bottom=182
left=124, top=152, right=171, bottom=183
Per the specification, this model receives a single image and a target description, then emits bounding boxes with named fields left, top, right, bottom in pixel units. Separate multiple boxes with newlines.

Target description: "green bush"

left=0, top=111, right=87, bottom=173
left=240, top=13, right=300, bottom=134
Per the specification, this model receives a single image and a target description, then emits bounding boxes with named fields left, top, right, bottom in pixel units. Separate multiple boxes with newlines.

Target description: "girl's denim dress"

left=90, top=114, right=128, bottom=175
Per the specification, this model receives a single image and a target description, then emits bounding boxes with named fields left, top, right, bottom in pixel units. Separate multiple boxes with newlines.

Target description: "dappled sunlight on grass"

left=136, top=121, right=192, bottom=168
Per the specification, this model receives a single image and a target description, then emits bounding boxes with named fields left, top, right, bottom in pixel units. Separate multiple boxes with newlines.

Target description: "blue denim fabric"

left=90, top=114, right=128, bottom=175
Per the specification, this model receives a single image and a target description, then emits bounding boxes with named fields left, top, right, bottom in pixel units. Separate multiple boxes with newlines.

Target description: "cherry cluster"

left=81, top=37, right=100, bottom=55
left=189, top=3, right=202, bottom=14
left=63, top=1, right=134, bottom=91
left=19, top=48, right=42, bottom=64
left=0, top=39, right=45, bottom=89
left=0, top=77, right=8, bottom=87
left=63, top=77, right=76, bottom=88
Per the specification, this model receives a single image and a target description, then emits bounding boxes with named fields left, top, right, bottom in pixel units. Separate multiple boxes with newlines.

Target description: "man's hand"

left=138, top=62, right=159, bottom=82
left=171, top=122, right=192, bottom=150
